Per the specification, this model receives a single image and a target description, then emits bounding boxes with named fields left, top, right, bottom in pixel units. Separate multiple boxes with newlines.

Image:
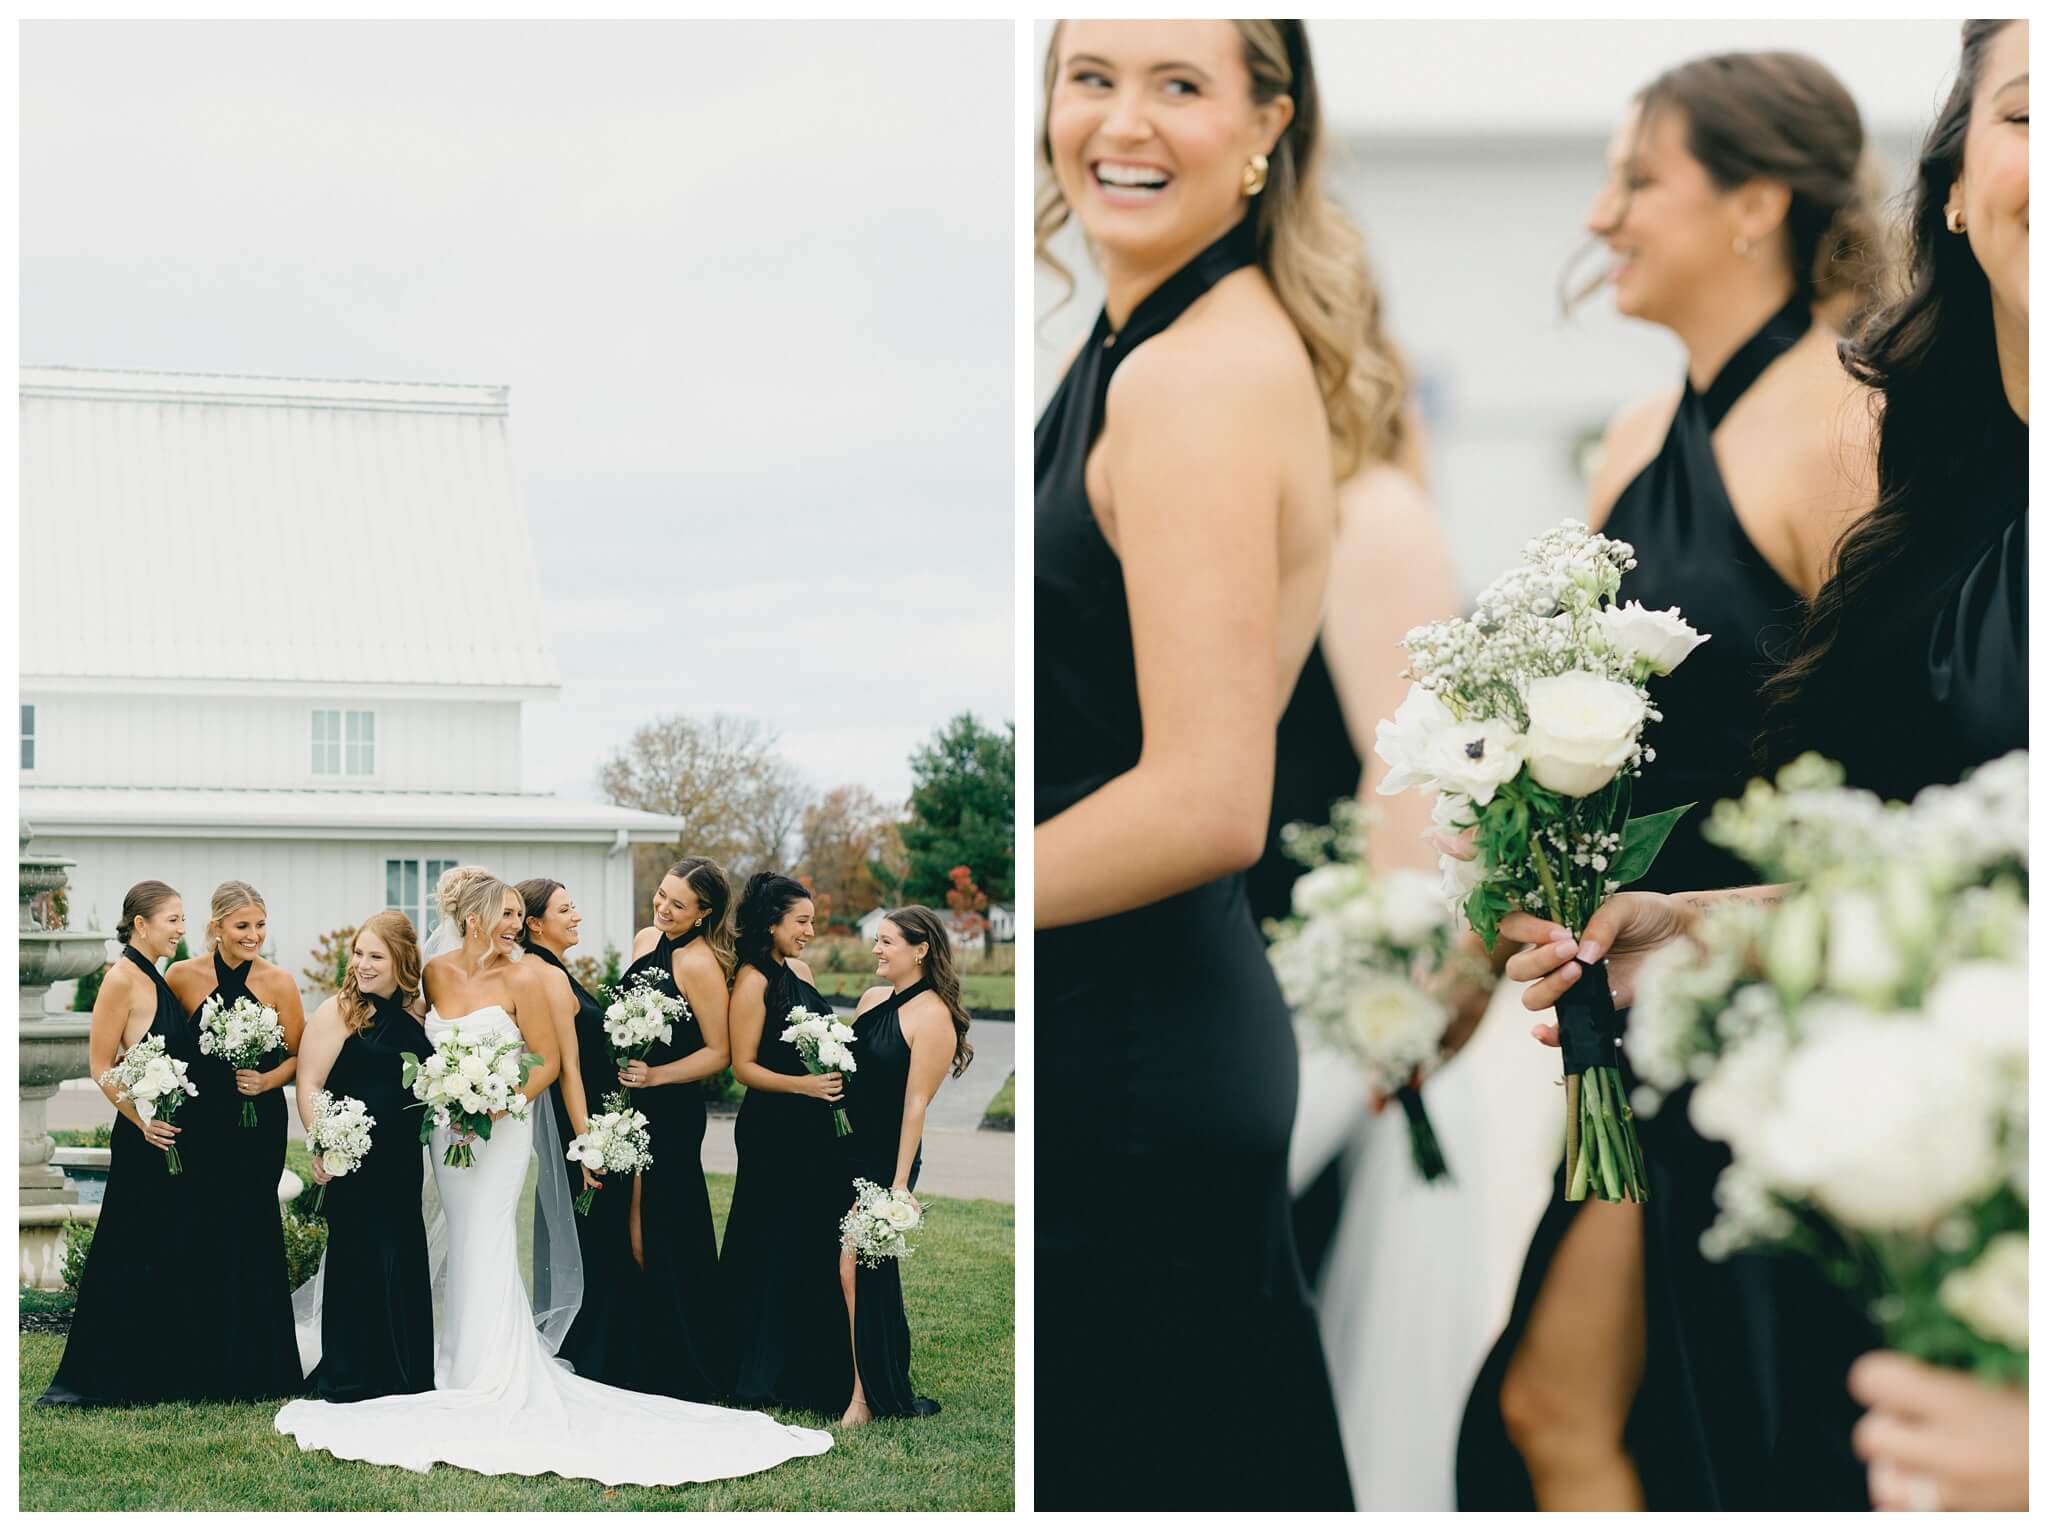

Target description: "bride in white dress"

left=275, top=868, right=831, bottom=1486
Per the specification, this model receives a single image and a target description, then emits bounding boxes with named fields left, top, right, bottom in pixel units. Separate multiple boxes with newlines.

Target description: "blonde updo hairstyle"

left=436, top=865, right=519, bottom=959
left=1036, top=19, right=1408, bottom=476
left=337, top=909, right=424, bottom=1035
left=205, top=879, right=266, bottom=954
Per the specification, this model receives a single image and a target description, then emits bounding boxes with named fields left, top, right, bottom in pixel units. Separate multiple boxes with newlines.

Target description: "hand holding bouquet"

left=840, top=1178, right=926, bottom=1268
left=401, top=1021, right=543, bottom=1168
left=196, top=993, right=287, bottom=1127
left=100, top=1034, right=198, bottom=1175
left=601, top=976, right=689, bottom=1073
left=564, top=1094, right=653, bottom=1214
left=1376, top=520, right=1710, bottom=1203
left=1265, top=799, right=1474, bottom=1181
left=305, top=1090, right=375, bottom=1213
left=780, top=1006, right=858, bottom=1137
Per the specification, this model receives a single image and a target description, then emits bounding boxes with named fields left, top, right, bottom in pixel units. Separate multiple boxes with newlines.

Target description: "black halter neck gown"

left=618, top=927, right=730, bottom=1401
left=1035, top=215, right=1354, bottom=1511
left=309, top=989, right=434, bottom=1401
left=1459, top=294, right=1856, bottom=1510
left=841, top=975, right=942, bottom=1419
left=722, top=957, right=858, bottom=1416
left=38, top=947, right=200, bottom=1407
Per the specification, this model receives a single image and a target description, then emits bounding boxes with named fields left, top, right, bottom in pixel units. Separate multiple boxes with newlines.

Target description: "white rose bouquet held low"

left=780, top=1007, right=858, bottom=1137
left=1629, top=752, right=2028, bottom=1383
left=840, top=1178, right=927, bottom=1268
left=196, top=992, right=287, bottom=1128
left=600, top=976, right=688, bottom=1072
left=305, top=1090, right=375, bottom=1213
left=400, top=1021, right=544, bottom=1169
left=99, top=1033, right=199, bottom=1176
left=1264, top=800, right=1474, bottom=1182
left=1376, top=520, right=1709, bottom=1204
left=564, top=1099, right=653, bottom=1215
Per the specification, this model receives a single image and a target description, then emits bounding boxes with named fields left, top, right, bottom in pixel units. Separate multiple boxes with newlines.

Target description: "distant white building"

left=857, top=902, right=1014, bottom=948
left=19, top=366, right=681, bottom=995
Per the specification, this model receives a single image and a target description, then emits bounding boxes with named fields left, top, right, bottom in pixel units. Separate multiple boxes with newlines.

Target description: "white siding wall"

left=37, top=832, right=639, bottom=1007
left=16, top=693, right=523, bottom=793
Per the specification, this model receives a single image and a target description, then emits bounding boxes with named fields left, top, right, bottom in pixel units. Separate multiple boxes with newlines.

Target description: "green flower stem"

left=1527, top=833, right=1569, bottom=933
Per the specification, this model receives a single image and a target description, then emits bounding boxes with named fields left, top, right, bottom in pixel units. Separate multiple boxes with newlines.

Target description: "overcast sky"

left=22, top=20, right=1014, bottom=807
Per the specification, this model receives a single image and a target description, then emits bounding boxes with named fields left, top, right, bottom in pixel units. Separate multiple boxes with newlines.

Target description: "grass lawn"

left=21, top=1173, right=1014, bottom=1511
left=811, top=974, right=1014, bottom=1012
left=980, top=1074, right=1015, bottom=1128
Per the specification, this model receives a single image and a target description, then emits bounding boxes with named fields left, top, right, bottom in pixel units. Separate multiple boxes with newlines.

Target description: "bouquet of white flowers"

left=840, top=1178, right=926, bottom=1268
left=780, top=1006, right=858, bottom=1137
left=400, top=1022, right=544, bottom=1169
left=564, top=1095, right=653, bottom=1215
left=196, top=992, right=287, bottom=1128
left=1629, top=752, right=2027, bottom=1382
left=1376, top=520, right=1710, bottom=1204
left=100, top=1034, right=199, bottom=1175
left=600, top=976, right=688, bottom=1071
left=305, top=1090, right=375, bottom=1213
left=1264, top=800, right=1470, bottom=1182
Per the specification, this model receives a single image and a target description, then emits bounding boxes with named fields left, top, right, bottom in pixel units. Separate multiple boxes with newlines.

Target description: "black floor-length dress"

left=38, top=946, right=201, bottom=1407
left=841, top=976, right=941, bottom=1420
left=1458, top=293, right=1826, bottom=1511
left=308, top=990, right=434, bottom=1401
left=532, top=941, right=647, bottom=1386
left=722, top=959, right=856, bottom=1415
left=620, top=929, right=729, bottom=1401
left=1035, top=213, right=1354, bottom=1511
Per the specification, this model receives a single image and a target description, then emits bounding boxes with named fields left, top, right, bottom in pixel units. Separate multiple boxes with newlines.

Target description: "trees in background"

left=902, top=714, right=1014, bottom=906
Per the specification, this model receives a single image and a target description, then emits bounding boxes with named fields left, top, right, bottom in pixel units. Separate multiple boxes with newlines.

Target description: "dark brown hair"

left=116, top=880, right=179, bottom=945
left=516, top=877, right=565, bottom=951
left=884, top=905, right=974, bottom=1078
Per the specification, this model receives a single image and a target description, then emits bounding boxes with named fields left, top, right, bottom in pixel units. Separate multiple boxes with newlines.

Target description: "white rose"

left=881, top=1197, right=921, bottom=1231
left=1522, top=672, right=1646, bottom=797
left=425, top=1053, right=449, bottom=1076
left=830, top=1022, right=856, bottom=1044
left=1290, top=863, right=1364, bottom=920
left=1376, top=869, right=1448, bottom=948
left=1340, top=972, right=1447, bottom=1069
left=1925, top=960, right=2029, bottom=1063
left=495, top=1053, right=522, bottom=1083
left=1761, top=896, right=1826, bottom=1003
left=1596, top=600, right=1709, bottom=676
left=1822, top=891, right=1906, bottom=1003
left=1938, top=1231, right=2028, bottom=1348
left=1758, top=1017, right=2003, bottom=1232
left=1425, top=719, right=1525, bottom=807
left=1374, top=683, right=1456, bottom=796
left=460, top=1054, right=488, bottom=1082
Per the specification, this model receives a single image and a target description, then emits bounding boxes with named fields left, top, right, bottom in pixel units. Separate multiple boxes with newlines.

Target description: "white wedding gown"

left=1289, top=981, right=1562, bottom=1510
left=274, top=1006, right=833, bottom=1486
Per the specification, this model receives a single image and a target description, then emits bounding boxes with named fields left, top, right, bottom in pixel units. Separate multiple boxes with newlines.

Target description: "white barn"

left=857, top=903, right=1014, bottom=948
left=19, top=366, right=681, bottom=995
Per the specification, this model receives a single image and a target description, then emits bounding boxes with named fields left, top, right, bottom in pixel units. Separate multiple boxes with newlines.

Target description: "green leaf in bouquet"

left=475, top=1114, right=494, bottom=1142
left=400, top=1053, right=420, bottom=1088
left=1607, top=803, right=1694, bottom=889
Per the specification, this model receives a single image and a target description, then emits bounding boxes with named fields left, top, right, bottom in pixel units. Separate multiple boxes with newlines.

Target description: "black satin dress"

left=38, top=947, right=199, bottom=1407
left=1460, top=294, right=1831, bottom=1510
left=309, top=991, right=433, bottom=1401
left=179, top=950, right=304, bottom=1400
left=843, top=976, right=939, bottom=1419
left=723, top=959, right=857, bottom=1416
left=620, top=929, right=729, bottom=1401
left=1036, top=214, right=1354, bottom=1511
left=533, top=942, right=646, bottom=1386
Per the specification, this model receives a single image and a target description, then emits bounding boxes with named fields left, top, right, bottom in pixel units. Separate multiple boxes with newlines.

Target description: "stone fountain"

left=20, top=823, right=110, bottom=1287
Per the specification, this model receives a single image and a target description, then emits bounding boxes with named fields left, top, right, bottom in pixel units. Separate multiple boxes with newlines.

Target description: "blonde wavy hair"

left=338, top=910, right=424, bottom=1035
left=205, top=879, right=266, bottom=953
left=1036, top=19, right=1407, bottom=477
left=435, top=864, right=519, bottom=958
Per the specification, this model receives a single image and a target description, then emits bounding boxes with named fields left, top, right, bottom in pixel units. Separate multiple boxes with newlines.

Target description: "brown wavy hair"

left=884, top=906, right=974, bottom=1078
left=116, top=880, right=179, bottom=946
left=1036, top=20, right=1406, bottom=475
left=338, top=910, right=424, bottom=1035
left=668, top=856, right=737, bottom=980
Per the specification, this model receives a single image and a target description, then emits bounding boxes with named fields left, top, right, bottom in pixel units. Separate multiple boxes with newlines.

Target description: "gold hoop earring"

left=1946, top=206, right=1967, bottom=235
left=1242, top=153, right=1269, bottom=198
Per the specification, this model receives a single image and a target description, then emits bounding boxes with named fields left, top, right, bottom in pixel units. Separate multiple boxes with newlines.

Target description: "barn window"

left=20, top=704, right=35, bottom=771
left=314, top=709, right=375, bottom=776
left=385, top=857, right=459, bottom=935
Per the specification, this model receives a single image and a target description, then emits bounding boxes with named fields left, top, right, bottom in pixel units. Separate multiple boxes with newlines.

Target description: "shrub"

left=70, top=963, right=108, bottom=1013
left=60, top=1220, right=95, bottom=1292
left=569, top=943, right=622, bottom=996
left=705, top=1067, right=744, bottom=1104
left=302, top=927, right=357, bottom=997
left=280, top=1212, right=328, bottom=1288
left=50, top=1126, right=112, bottom=1149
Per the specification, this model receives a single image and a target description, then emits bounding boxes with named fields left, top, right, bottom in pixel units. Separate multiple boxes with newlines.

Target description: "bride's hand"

left=1500, top=894, right=1697, bottom=1037
left=310, top=1153, right=333, bottom=1184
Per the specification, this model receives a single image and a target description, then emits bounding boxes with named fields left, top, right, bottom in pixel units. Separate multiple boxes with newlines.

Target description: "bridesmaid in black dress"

left=517, top=876, right=644, bottom=1384
left=38, top=883, right=194, bottom=1407
left=1454, top=51, right=1884, bottom=1512
left=294, top=911, right=433, bottom=1400
left=164, top=879, right=304, bottom=1401
left=722, top=872, right=853, bottom=1415
left=614, top=856, right=734, bottom=1401
left=1497, top=27, right=2027, bottom=1514
left=838, top=906, right=970, bottom=1424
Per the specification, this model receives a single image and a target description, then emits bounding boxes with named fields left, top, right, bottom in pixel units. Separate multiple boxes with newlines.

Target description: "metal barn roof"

left=20, top=785, right=681, bottom=843
left=20, top=366, right=562, bottom=694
